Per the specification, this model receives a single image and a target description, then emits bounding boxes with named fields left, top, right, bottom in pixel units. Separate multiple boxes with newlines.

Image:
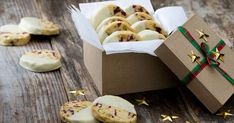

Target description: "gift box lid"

left=155, top=15, right=234, bottom=113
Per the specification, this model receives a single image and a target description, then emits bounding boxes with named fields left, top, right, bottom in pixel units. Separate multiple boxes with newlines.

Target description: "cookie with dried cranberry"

left=19, top=49, right=62, bottom=72
left=96, top=16, right=130, bottom=33
left=98, top=21, right=135, bottom=43
left=103, top=31, right=141, bottom=44
left=60, top=101, right=99, bottom=123
left=90, top=4, right=127, bottom=29
left=138, top=30, right=166, bottom=40
left=92, top=95, right=137, bottom=123
left=0, top=24, right=31, bottom=46
left=131, top=20, right=167, bottom=36
left=92, top=103, right=137, bottom=123
left=125, top=4, right=150, bottom=15
left=19, top=17, right=59, bottom=35
left=127, top=12, right=153, bottom=25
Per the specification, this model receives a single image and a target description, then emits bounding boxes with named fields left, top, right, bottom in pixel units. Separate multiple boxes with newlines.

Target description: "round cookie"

left=125, top=4, right=150, bottom=15
left=98, top=21, right=135, bottom=43
left=131, top=20, right=167, bottom=36
left=19, top=49, right=62, bottom=72
left=127, top=12, right=153, bottom=25
left=60, top=101, right=99, bottom=123
left=92, top=103, right=137, bottom=123
left=93, top=95, right=136, bottom=114
left=90, top=4, right=127, bottom=29
left=92, top=95, right=137, bottom=123
left=96, top=16, right=130, bottom=33
left=103, top=31, right=141, bottom=44
left=0, top=24, right=31, bottom=46
left=138, top=30, right=166, bottom=40
left=18, top=17, right=59, bottom=35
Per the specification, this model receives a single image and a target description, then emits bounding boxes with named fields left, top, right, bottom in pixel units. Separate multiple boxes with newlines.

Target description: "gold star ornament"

left=136, top=97, right=149, bottom=106
left=216, top=110, right=233, bottom=119
left=188, top=51, right=200, bottom=64
left=69, top=89, right=86, bottom=96
left=196, top=29, right=209, bottom=42
left=213, top=48, right=224, bottom=62
left=161, top=114, right=179, bottom=122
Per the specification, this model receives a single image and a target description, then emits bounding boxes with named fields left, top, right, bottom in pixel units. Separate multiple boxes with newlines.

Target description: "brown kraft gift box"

left=83, top=41, right=179, bottom=95
left=156, top=15, right=234, bottom=113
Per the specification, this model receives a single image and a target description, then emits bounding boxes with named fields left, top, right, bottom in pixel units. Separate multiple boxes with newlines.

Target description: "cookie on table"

left=131, top=20, right=167, bottom=36
left=19, top=49, right=62, bottom=72
left=103, top=31, right=141, bottom=44
left=138, top=30, right=166, bottom=40
left=125, top=4, right=150, bottom=15
left=0, top=24, right=31, bottom=46
left=92, top=103, right=137, bottom=123
left=127, top=12, right=153, bottom=25
left=96, top=16, right=130, bottom=33
left=93, top=95, right=136, bottom=114
left=90, top=4, right=127, bottom=29
left=92, top=95, right=137, bottom=123
left=98, top=21, right=135, bottom=43
left=18, top=17, right=59, bottom=35
left=60, top=101, right=99, bottom=123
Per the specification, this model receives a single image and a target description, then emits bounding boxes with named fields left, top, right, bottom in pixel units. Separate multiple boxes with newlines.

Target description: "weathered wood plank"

left=0, top=0, right=69, bottom=123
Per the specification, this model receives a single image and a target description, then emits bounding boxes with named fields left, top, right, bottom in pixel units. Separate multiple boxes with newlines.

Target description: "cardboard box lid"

left=155, top=15, right=234, bottom=113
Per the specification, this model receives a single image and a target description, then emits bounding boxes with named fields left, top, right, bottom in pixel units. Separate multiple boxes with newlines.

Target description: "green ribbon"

left=178, top=26, right=234, bottom=85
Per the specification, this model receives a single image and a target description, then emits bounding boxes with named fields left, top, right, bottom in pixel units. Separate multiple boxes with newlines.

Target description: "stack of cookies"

left=90, top=4, right=167, bottom=44
left=0, top=17, right=62, bottom=72
left=0, top=17, right=59, bottom=46
left=60, top=95, right=137, bottom=123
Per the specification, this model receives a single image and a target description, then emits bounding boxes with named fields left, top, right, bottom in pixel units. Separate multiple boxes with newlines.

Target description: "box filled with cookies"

left=69, top=0, right=188, bottom=95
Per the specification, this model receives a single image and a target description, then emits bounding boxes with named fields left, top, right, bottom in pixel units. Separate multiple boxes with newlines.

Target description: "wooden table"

left=0, top=0, right=233, bottom=123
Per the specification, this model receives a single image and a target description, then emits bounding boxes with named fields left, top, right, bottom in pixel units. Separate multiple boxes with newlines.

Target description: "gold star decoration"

left=136, top=97, right=149, bottom=106
left=196, top=29, right=209, bottom=42
left=213, top=48, right=224, bottom=62
left=161, top=114, right=179, bottom=122
left=216, top=110, right=233, bottom=119
left=188, top=50, right=200, bottom=64
left=69, top=89, right=86, bottom=96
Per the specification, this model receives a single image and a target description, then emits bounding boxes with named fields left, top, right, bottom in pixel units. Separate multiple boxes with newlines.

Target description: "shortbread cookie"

left=96, top=16, right=130, bottom=33
left=93, top=95, right=136, bottom=114
left=19, top=17, right=59, bottom=35
left=0, top=24, right=30, bottom=46
left=138, top=30, right=166, bottom=40
left=103, top=31, right=141, bottom=44
left=127, top=12, right=153, bottom=25
left=125, top=4, right=150, bottom=15
left=90, top=4, right=127, bottom=29
left=131, top=20, right=167, bottom=36
left=60, top=101, right=99, bottom=123
left=98, top=21, right=135, bottom=43
left=19, top=49, right=62, bottom=72
left=92, top=103, right=137, bottom=123
left=92, top=95, right=137, bottom=123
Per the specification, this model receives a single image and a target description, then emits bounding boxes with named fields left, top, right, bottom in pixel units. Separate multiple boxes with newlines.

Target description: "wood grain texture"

left=0, top=0, right=233, bottom=123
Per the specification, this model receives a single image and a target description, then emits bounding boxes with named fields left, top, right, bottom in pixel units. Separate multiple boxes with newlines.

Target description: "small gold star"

left=136, top=97, right=149, bottom=106
left=69, top=89, right=86, bottom=96
left=188, top=51, right=200, bottom=64
left=196, top=29, right=209, bottom=42
left=216, top=110, right=233, bottom=119
left=213, top=48, right=224, bottom=62
left=161, top=114, right=179, bottom=122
